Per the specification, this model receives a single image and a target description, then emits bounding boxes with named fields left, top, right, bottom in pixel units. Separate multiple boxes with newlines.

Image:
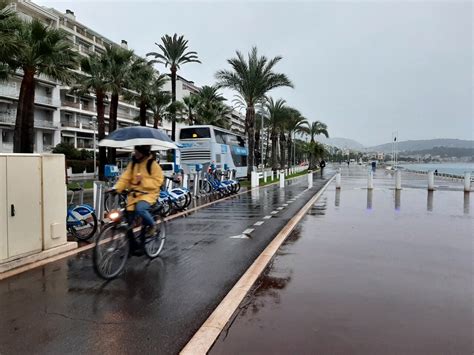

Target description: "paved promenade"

left=211, top=165, right=472, bottom=354
left=0, top=169, right=332, bottom=355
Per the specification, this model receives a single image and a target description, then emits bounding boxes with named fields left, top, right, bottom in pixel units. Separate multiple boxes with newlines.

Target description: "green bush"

left=53, top=143, right=94, bottom=161
left=67, top=159, right=96, bottom=173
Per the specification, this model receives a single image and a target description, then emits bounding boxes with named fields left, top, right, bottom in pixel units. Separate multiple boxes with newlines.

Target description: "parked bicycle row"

left=65, top=164, right=242, bottom=244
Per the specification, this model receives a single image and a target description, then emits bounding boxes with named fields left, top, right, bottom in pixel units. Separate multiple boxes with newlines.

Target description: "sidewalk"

left=210, top=166, right=472, bottom=354
left=0, top=169, right=333, bottom=355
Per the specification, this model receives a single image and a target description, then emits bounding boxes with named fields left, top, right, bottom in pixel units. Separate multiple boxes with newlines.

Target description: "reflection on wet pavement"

left=211, top=166, right=472, bottom=355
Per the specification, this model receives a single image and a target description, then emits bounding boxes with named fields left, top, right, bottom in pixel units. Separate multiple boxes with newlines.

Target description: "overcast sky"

left=37, top=0, right=472, bottom=146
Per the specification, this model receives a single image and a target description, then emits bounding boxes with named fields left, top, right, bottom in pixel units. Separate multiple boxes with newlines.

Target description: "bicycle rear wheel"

left=143, top=216, right=166, bottom=258
left=199, top=180, right=212, bottom=194
left=69, top=210, right=98, bottom=241
left=93, top=224, right=129, bottom=279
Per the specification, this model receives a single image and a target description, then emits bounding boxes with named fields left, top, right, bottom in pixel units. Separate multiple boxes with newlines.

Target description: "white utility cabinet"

left=0, top=154, right=68, bottom=263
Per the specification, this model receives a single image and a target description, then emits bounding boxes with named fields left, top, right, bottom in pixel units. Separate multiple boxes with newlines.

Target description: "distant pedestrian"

left=435, top=169, right=438, bottom=176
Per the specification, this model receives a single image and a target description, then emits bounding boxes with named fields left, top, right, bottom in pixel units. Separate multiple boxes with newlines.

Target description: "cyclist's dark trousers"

left=134, top=201, right=155, bottom=226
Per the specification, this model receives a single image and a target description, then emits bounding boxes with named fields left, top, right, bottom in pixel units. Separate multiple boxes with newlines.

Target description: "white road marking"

left=277, top=207, right=284, bottom=210
left=271, top=211, right=279, bottom=214
left=229, top=234, right=250, bottom=239
left=254, top=221, right=265, bottom=226
left=243, top=228, right=254, bottom=235
left=263, top=215, right=272, bottom=219
left=283, top=204, right=289, bottom=206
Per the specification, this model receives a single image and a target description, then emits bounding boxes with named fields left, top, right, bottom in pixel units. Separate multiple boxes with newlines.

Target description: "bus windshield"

left=179, top=127, right=211, bottom=139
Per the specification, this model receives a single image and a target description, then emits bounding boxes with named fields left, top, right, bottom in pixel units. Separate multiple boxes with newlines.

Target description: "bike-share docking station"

left=0, top=154, right=78, bottom=273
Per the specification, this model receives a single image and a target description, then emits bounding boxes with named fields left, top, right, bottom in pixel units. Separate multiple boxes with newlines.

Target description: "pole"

left=428, top=171, right=435, bottom=191
left=336, top=169, right=341, bottom=189
left=395, top=169, right=402, bottom=190
left=260, top=113, right=264, bottom=168
left=464, top=172, right=471, bottom=192
left=367, top=170, right=374, bottom=190
left=93, top=119, right=97, bottom=178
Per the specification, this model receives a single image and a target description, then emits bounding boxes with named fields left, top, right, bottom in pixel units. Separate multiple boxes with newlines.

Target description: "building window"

left=2, top=130, right=13, bottom=143
left=43, top=133, right=53, bottom=147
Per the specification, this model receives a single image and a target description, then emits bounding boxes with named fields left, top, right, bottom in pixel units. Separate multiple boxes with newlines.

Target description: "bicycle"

left=67, top=185, right=98, bottom=241
left=93, top=189, right=166, bottom=279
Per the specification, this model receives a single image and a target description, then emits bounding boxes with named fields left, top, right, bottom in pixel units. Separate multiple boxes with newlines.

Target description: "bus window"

left=180, top=127, right=211, bottom=139
left=214, top=130, right=227, bottom=144
left=236, top=136, right=245, bottom=147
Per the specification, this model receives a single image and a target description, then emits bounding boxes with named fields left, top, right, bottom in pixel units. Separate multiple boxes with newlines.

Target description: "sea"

left=399, top=163, right=474, bottom=176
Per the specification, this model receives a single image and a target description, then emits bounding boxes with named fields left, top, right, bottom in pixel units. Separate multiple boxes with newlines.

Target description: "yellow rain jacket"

left=114, top=156, right=164, bottom=210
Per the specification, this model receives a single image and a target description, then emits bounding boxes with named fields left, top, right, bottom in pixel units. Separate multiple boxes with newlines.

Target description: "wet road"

left=211, top=166, right=473, bottom=355
left=0, top=170, right=332, bottom=355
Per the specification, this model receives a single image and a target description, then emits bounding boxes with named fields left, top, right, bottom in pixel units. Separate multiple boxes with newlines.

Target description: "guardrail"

left=402, top=168, right=473, bottom=182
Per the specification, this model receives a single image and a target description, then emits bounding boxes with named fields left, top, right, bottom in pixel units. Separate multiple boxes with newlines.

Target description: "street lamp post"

left=260, top=113, right=264, bottom=168
left=92, top=119, right=97, bottom=179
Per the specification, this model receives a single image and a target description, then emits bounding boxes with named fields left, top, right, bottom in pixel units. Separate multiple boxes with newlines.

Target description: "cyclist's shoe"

left=129, top=236, right=144, bottom=256
left=130, top=247, right=144, bottom=257
left=145, top=225, right=158, bottom=239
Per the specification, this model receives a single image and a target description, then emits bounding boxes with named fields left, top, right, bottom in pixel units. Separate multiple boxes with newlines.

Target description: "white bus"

left=178, top=125, right=248, bottom=178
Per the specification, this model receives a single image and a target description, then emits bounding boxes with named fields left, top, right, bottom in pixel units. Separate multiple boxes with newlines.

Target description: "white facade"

left=1, top=0, right=246, bottom=154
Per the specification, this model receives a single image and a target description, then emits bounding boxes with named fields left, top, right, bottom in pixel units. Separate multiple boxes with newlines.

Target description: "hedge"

left=67, top=159, right=96, bottom=173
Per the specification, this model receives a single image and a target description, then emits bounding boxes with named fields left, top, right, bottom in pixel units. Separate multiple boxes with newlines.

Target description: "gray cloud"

left=37, top=0, right=472, bottom=146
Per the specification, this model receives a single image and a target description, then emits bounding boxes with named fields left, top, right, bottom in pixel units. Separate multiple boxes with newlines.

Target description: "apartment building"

left=0, top=0, right=246, bottom=154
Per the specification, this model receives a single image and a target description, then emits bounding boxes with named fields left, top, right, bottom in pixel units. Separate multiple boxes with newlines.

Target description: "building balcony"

left=35, top=94, right=59, bottom=106
left=77, top=141, right=94, bottom=149
left=34, top=119, right=58, bottom=129
left=1, top=142, right=13, bottom=152
left=61, top=120, right=80, bottom=128
left=0, top=86, right=59, bottom=106
left=1, top=111, right=57, bottom=129
left=63, top=100, right=80, bottom=109
left=0, top=111, right=16, bottom=125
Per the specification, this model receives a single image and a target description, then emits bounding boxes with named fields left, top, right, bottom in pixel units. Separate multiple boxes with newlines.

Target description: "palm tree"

left=265, top=98, right=287, bottom=170
left=216, top=47, right=293, bottom=177
left=0, top=18, right=78, bottom=152
left=194, top=85, right=231, bottom=128
left=126, top=59, right=168, bottom=126
left=104, top=45, right=134, bottom=163
left=308, top=121, right=329, bottom=143
left=284, top=108, right=309, bottom=167
left=182, top=94, right=199, bottom=125
left=305, top=121, right=329, bottom=169
left=150, top=90, right=172, bottom=129
left=0, top=2, right=22, bottom=80
left=147, top=34, right=201, bottom=141
left=74, top=54, right=109, bottom=180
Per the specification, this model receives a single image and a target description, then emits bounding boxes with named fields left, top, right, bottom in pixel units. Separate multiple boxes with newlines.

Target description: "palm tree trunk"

left=153, top=113, right=161, bottom=129
left=279, top=132, right=286, bottom=168
left=287, top=135, right=292, bottom=167
left=139, top=100, right=147, bottom=126
left=108, top=92, right=119, bottom=164
left=271, top=129, right=278, bottom=170
left=171, top=66, right=177, bottom=141
left=96, top=90, right=107, bottom=181
left=255, top=129, right=261, bottom=167
left=265, top=127, right=271, bottom=167
left=14, top=68, right=36, bottom=153
left=246, top=105, right=256, bottom=178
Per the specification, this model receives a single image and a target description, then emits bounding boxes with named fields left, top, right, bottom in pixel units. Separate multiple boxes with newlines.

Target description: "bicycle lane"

left=0, top=170, right=333, bottom=355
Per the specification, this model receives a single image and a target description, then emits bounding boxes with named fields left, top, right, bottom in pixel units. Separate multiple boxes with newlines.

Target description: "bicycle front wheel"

left=93, top=224, right=129, bottom=279
left=143, top=217, right=166, bottom=258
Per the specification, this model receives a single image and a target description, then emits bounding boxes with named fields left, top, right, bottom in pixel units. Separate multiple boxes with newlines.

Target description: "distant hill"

left=368, top=139, right=473, bottom=153
left=315, top=136, right=365, bottom=151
